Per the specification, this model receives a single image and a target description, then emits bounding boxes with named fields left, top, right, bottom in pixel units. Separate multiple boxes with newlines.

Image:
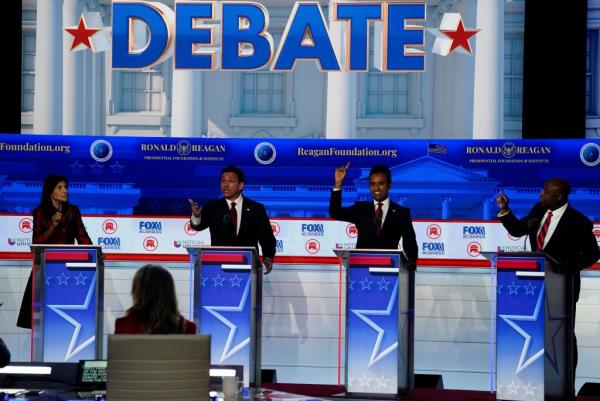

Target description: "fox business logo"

left=302, top=223, right=324, bottom=236
left=426, top=224, right=441, bottom=239
left=467, top=241, right=482, bottom=257
left=462, top=226, right=485, bottom=239
left=139, top=221, right=162, bottom=233
left=102, top=219, right=118, bottom=234
left=98, top=237, right=121, bottom=250
left=19, top=218, right=33, bottom=233
left=7, top=237, right=31, bottom=247
left=276, top=239, right=284, bottom=252
left=422, top=242, right=444, bottom=255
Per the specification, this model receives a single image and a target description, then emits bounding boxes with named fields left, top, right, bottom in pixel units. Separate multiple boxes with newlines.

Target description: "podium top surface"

left=30, top=244, right=102, bottom=251
left=186, top=246, right=257, bottom=252
left=333, top=248, right=405, bottom=256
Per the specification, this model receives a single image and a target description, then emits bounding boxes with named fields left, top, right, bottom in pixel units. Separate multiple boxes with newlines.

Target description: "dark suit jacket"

left=499, top=203, right=600, bottom=301
left=115, top=314, right=197, bottom=334
left=190, top=196, right=276, bottom=260
left=17, top=204, right=92, bottom=329
left=329, top=190, right=418, bottom=264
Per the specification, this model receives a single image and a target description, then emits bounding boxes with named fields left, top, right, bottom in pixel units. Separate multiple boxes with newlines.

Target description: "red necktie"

left=230, top=202, right=238, bottom=235
left=536, top=211, right=552, bottom=251
left=375, top=202, right=383, bottom=237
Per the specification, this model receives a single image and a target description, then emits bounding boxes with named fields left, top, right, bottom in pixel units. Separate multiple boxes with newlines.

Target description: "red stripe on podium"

left=201, top=253, right=245, bottom=263
left=497, top=259, right=539, bottom=270
left=44, top=252, right=90, bottom=261
left=348, top=256, right=393, bottom=266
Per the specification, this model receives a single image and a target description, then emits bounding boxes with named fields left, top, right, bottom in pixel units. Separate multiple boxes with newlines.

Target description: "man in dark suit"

left=496, top=178, right=600, bottom=380
left=188, top=166, right=276, bottom=273
left=329, top=163, right=418, bottom=267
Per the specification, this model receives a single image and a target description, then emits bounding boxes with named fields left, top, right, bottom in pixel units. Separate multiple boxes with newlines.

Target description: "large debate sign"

left=0, top=135, right=599, bottom=263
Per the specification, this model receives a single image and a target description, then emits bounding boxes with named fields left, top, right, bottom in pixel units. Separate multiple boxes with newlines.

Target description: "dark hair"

left=221, top=165, right=245, bottom=183
left=39, top=174, right=69, bottom=214
left=369, top=165, right=392, bottom=184
left=127, top=264, right=186, bottom=334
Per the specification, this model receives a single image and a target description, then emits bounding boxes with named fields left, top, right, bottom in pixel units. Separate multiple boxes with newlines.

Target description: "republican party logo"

left=271, top=222, right=280, bottom=236
left=467, top=241, right=482, bottom=257
left=254, top=142, right=276, bottom=165
left=102, top=219, right=118, bottom=234
left=426, top=224, right=441, bottom=239
left=593, top=223, right=600, bottom=243
left=90, top=139, right=113, bottom=162
left=580, top=143, right=600, bottom=167
left=346, top=224, right=358, bottom=238
left=305, top=239, right=320, bottom=254
left=143, top=236, right=159, bottom=252
left=19, top=218, right=33, bottom=233
left=184, top=221, right=198, bottom=236
left=508, top=233, right=521, bottom=241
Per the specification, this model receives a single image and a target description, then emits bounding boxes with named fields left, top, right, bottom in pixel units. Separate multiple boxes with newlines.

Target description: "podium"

left=30, top=244, right=104, bottom=362
left=492, top=251, right=574, bottom=401
left=335, top=249, right=414, bottom=397
left=190, top=246, right=261, bottom=388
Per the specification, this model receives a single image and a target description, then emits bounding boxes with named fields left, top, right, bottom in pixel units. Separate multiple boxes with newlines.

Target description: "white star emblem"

left=45, top=275, right=52, bottom=286
left=524, top=381, right=536, bottom=395
left=229, top=274, right=243, bottom=287
left=507, top=381, right=519, bottom=394
left=360, top=277, right=373, bottom=290
left=351, top=281, right=399, bottom=367
left=358, top=374, right=371, bottom=387
left=499, top=283, right=545, bottom=374
left=348, top=280, right=355, bottom=291
left=212, top=274, right=225, bottom=287
left=377, top=277, right=391, bottom=291
left=201, top=277, right=208, bottom=287
left=47, top=275, right=97, bottom=361
left=57, top=272, right=70, bottom=286
left=203, top=279, right=251, bottom=363
left=74, top=272, right=87, bottom=286
left=374, top=373, right=390, bottom=388
left=497, top=284, right=503, bottom=294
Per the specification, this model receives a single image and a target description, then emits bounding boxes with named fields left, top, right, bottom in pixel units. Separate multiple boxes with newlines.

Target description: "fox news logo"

left=302, top=223, right=324, bottom=236
left=422, top=242, right=445, bottom=255
left=139, top=221, right=162, bottom=233
left=19, top=218, right=33, bottom=233
left=462, top=226, right=485, bottom=239
left=98, top=237, right=121, bottom=249
left=276, top=239, right=284, bottom=252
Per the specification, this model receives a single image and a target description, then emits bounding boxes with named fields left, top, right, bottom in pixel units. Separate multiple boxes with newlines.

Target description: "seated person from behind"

left=115, top=264, right=196, bottom=334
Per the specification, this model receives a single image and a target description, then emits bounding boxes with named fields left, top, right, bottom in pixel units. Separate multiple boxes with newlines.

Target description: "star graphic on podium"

left=203, top=280, right=251, bottom=363
left=57, top=272, right=70, bottom=286
left=499, top=283, right=545, bottom=374
left=524, top=282, right=536, bottom=295
left=360, top=277, right=373, bottom=290
left=74, top=273, right=88, bottom=286
left=45, top=275, right=52, bottom=286
left=212, top=274, right=225, bottom=287
left=65, top=15, right=101, bottom=51
left=358, top=374, right=372, bottom=387
left=47, top=275, right=97, bottom=361
left=351, top=281, right=399, bottom=367
left=377, top=277, right=391, bottom=291
left=375, top=373, right=391, bottom=388
left=348, top=280, right=355, bottom=291
left=201, top=277, right=208, bottom=287
left=229, top=275, right=243, bottom=287
left=524, top=382, right=536, bottom=395
left=507, top=281, right=520, bottom=295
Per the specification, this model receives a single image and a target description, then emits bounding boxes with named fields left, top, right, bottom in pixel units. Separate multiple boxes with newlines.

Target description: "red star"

left=440, top=19, right=480, bottom=54
left=65, top=16, right=101, bottom=51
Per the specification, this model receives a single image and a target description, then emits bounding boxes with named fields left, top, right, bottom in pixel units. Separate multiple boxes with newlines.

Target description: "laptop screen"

left=77, top=360, right=107, bottom=385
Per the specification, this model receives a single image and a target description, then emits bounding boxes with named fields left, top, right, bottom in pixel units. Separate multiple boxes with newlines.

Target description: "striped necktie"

left=374, top=202, right=383, bottom=237
left=536, top=211, right=553, bottom=251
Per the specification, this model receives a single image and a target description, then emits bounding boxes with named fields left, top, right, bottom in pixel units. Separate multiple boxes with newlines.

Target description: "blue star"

left=348, top=280, right=355, bottom=291
left=90, top=163, right=103, bottom=175
left=360, top=277, right=373, bottom=290
left=74, top=273, right=87, bottom=286
left=110, top=161, right=124, bottom=175
left=524, top=282, right=536, bottom=295
left=212, top=274, right=225, bottom=287
left=499, top=283, right=545, bottom=374
left=203, top=279, right=251, bottom=363
left=229, top=275, right=243, bottom=287
left=47, top=275, right=97, bottom=361
left=377, top=277, right=391, bottom=291
left=57, top=273, right=70, bottom=286
left=45, top=275, right=52, bottom=286
left=497, top=284, right=503, bottom=295
left=507, top=281, right=520, bottom=295
left=351, top=281, right=399, bottom=367
left=69, top=161, right=84, bottom=174
left=201, top=277, right=208, bottom=287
